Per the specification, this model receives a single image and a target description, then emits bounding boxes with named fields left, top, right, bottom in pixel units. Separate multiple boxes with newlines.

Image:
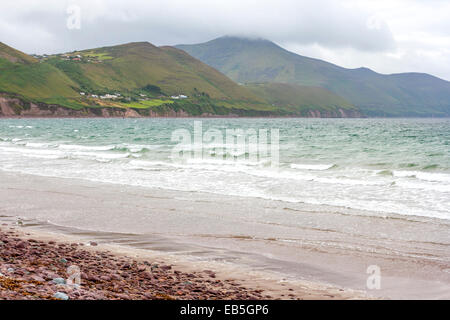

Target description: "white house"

left=100, top=94, right=119, bottom=99
left=171, top=94, right=188, bottom=99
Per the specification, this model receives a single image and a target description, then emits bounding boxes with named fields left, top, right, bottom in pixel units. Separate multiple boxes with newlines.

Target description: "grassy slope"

left=245, top=83, right=356, bottom=113
left=0, top=42, right=82, bottom=108
left=54, top=42, right=262, bottom=102
left=0, top=42, right=37, bottom=64
left=0, top=41, right=356, bottom=116
left=0, top=42, right=268, bottom=114
left=177, top=37, right=450, bottom=116
left=159, top=46, right=262, bottom=101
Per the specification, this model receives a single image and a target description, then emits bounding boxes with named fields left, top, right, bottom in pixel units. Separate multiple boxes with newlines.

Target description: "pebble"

left=0, top=227, right=275, bottom=301
left=31, top=275, right=45, bottom=282
left=53, top=292, right=69, bottom=300
left=52, top=278, right=66, bottom=285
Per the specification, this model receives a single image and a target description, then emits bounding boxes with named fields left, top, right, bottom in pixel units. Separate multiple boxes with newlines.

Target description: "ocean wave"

left=0, top=146, right=66, bottom=160
left=376, top=170, right=393, bottom=176
left=396, top=181, right=450, bottom=192
left=393, top=170, right=450, bottom=183
left=58, top=144, right=116, bottom=151
left=186, top=157, right=268, bottom=166
left=25, top=142, right=57, bottom=148
left=290, top=163, right=335, bottom=171
left=125, top=159, right=389, bottom=188
left=114, top=144, right=163, bottom=153
left=71, top=151, right=131, bottom=160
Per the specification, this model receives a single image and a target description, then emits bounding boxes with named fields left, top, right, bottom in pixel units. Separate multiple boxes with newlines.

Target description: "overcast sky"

left=1, top=0, right=450, bottom=80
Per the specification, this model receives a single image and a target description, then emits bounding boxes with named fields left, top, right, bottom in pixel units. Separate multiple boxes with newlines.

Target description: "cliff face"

left=0, top=96, right=191, bottom=118
left=0, top=96, right=363, bottom=118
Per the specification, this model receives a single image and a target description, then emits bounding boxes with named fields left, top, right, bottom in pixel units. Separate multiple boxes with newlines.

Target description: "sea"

left=0, top=118, right=449, bottom=220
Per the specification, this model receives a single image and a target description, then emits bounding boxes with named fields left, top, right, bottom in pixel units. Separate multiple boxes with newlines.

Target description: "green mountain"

left=48, top=42, right=262, bottom=101
left=177, top=36, right=450, bottom=116
left=0, top=41, right=357, bottom=116
left=0, top=41, right=258, bottom=114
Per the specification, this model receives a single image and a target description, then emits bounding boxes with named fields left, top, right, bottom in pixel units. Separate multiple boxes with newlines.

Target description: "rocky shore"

left=0, top=226, right=274, bottom=300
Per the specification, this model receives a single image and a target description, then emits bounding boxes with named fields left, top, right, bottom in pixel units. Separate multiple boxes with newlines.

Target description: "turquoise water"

left=0, top=118, right=449, bottom=219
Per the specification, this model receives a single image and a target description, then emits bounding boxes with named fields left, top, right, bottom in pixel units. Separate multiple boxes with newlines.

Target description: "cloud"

left=0, top=0, right=449, bottom=80
left=0, top=0, right=395, bottom=52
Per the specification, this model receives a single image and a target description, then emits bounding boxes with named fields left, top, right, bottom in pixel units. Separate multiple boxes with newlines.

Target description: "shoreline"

left=0, top=170, right=449, bottom=299
left=0, top=223, right=367, bottom=300
left=3, top=115, right=450, bottom=119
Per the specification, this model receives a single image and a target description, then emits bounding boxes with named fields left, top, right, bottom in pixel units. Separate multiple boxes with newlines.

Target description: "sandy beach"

left=0, top=223, right=368, bottom=300
left=0, top=170, right=449, bottom=299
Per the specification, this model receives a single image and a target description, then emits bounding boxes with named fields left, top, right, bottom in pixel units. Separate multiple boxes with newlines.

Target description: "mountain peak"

left=177, top=36, right=279, bottom=50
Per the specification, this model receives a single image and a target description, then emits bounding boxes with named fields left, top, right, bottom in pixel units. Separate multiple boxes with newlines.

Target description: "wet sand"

left=0, top=171, right=449, bottom=299
left=0, top=224, right=366, bottom=300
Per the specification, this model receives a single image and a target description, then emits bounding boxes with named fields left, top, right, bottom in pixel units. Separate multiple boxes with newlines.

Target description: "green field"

left=78, top=51, right=113, bottom=61
left=124, top=99, right=174, bottom=109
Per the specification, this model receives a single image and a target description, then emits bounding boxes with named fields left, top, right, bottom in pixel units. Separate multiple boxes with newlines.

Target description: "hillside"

left=245, top=83, right=356, bottom=115
left=0, top=41, right=358, bottom=117
left=51, top=42, right=261, bottom=101
left=177, top=36, right=450, bottom=116
left=0, top=42, right=262, bottom=115
left=0, top=42, right=82, bottom=108
left=0, top=42, right=37, bottom=65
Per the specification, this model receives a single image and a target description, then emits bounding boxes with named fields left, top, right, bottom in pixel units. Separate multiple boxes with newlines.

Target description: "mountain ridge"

left=2, top=37, right=448, bottom=117
left=176, top=36, right=450, bottom=116
left=0, top=41, right=357, bottom=117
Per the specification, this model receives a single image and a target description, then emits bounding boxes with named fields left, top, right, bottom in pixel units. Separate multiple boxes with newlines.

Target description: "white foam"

left=128, top=160, right=180, bottom=168
left=72, top=151, right=130, bottom=160
left=393, top=170, right=450, bottom=183
left=59, top=144, right=116, bottom=151
left=396, top=181, right=450, bottom=192
left=290, top=163, right=334, bottom=171
left=25, top=142, right=54, bottom=148
left=0, top=146, right=65, bottom=159
left=186, top=158, right=266, bottom=166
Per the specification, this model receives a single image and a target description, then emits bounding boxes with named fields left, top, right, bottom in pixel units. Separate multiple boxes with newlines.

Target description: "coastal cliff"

left=0, top=96, right=362, bottom=118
